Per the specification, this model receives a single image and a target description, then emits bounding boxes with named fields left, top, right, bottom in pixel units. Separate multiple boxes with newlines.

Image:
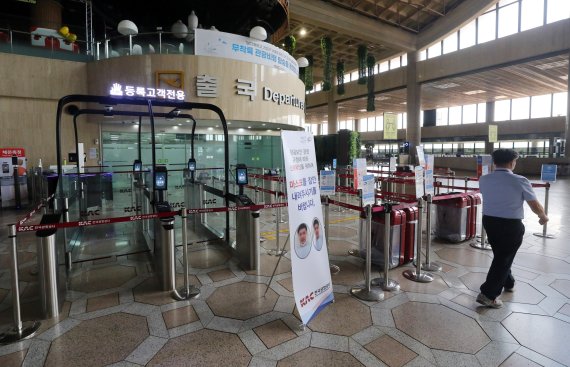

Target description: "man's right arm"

left=527, top=200, right=549, bottom=225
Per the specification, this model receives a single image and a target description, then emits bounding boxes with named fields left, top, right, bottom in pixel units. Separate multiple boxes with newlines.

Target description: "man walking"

left=477, top=149, right=548, bottom=308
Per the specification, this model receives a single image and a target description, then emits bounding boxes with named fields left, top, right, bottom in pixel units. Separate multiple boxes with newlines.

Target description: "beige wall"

left=86, top=54, right=306, bottom=125
left=0, top=54, right=100, bottom=168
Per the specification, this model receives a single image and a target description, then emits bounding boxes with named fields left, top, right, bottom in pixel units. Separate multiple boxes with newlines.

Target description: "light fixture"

left=296, top=57, right=309, bottom=68
left=173, top=126, right=179, bottom=129
left=431, top=82, right=460, bottom=89
left=248, top=126, right=252, bottom=129
left=262, top=123, right=266, bottom=126
left=207, top=127, right=213, bottom=131
left=210, top=26, right=218, bottom=31
left=249, top=26, right=267, bottom=41
left=171, top=20, right=188, bottom=38
left=117, top=20, right=138, bottom=35
left=188, top=11, right=199, bottom=30
left=299, top=28, right=307, bottom=36
left=463, top=90, right=486, bottom=95
left=238, top=128, right=244, bottom=132
left=178, top=123, right=182, bottom=126
left=267, top=129, right=271, bottom=132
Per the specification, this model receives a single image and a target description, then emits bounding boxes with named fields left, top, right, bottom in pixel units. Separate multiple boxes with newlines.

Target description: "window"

left=547, top=0, right=570, bottom=24
left=367, top=117, right=376, bottom=131
left=552, top=92, right=568, bottom=116
left=358, top=119, right=368, bottom=132
left=495, top=100, right=511, bottom=121
left=477, top=103, right=487, bottom=122
left=315, top=83, right=322, bottom=92
left=321, top=124, right=328, bottom=135
left=478, top=10, right=497, bottom=44
left=344, top=73, right=351, bottom=83
left=390, top=56, right=401, bottom=69
left=436, top=108, right=448, bottom=126
left=398, top=113, right=407, bottom=129
left=376, top=115, right=384, bottom=130
left=351, top=71, right=359, bottom=81
left=511, top=97, right=530, bottom=120
left=443, top=32, right=458, bottom=54
left=379, top=61, right=389, bottom=73
left=463, top=104, right=477, bottom=124
left=531, top=94, right=552, bottom=118
left=428, top=42, right=442, bottom=58
left=498, top=1, right=519, bottom=38
left=448, top=106, right=462, bottom=125
left=401, top=54, right=408, bottom=66
left=460, top=20, right=477, bottom=49
left=521, top=0, right=545, bottom=31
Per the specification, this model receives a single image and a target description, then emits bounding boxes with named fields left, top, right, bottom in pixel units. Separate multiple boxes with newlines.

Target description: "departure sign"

left=109, top=83, right=185, bottom=100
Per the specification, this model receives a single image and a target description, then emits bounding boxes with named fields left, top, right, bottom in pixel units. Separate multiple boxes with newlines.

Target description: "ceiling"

left=306, top=53, right=570, bottom=123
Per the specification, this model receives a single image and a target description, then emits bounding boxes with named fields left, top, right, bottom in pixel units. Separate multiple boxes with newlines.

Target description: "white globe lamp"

left=188, top=11, right=199, bottom=30
left=249, top=26, right=267, bottom=41
left=171, top=20, right=188, bottom=38
left=296, top=57, right=309, bottom=68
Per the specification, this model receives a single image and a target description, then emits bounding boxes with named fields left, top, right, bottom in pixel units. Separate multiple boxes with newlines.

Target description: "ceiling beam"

left=290, top=0, right=416, bottom=52
left=417, top=0, right=498, bottom=48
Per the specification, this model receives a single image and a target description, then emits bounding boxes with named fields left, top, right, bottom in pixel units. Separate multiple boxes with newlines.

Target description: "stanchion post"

left=371, top=203, right=400, bottom=291
left=403, top=198, right=434, bottom=283
left=350, top=205, right=384, bottom=301
left=0, top=225, right=41, bottom=344
left=533, top=183, right=555, bottom=239
left=267, top=193, right=285, bottom=256
left=173, top=208, right=200, bottom=300
left=63, top=197, right=72, bottom=271
left=464, top=177, right=469, bottom=192
left=324, top=196, right=340, bottom=274
left=422, top=195, right=442, bottom=271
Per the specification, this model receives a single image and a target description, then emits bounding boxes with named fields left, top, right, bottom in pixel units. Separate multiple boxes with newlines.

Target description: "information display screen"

left=188, top=158, right=196, bottom=172
left=236, top=167, right=248, bottom=185
left=154, top=170, right=167, bottom=190
left=133, top=160, right=142, bottom=172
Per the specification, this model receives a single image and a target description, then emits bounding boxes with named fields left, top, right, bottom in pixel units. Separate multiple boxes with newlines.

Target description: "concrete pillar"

left=406, top=51, right=421, bottom=165
left=549, top=137, right=555, bottom=158
left=565, top=52, right=570, bottom=159
left=32, top=0, right=62, bottom=30
left=485, top=101, right=495, bottom=154
left=354, top=118, right=361, bottom=133
left=327, top=91, right=338, bottom=134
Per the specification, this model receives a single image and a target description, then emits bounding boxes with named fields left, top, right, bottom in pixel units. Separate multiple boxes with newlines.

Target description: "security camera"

left=104, top=105, right=114, bottom=113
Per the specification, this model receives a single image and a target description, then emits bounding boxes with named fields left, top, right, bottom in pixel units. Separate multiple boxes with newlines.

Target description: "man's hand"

left=539, top=215, right=549, bottom=225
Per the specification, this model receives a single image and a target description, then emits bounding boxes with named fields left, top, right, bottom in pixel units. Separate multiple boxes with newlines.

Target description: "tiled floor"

left=1, top=177, right=570, bottom=366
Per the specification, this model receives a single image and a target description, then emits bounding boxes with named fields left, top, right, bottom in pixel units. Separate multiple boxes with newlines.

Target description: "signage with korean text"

left=384, top=113, right=398, bottom=140
left=416, top=146, right=425, bottom=167
left=361, top=174, right=375, bottom=206
left=540, top=164, right=557, bottom=183
left=477, top=155, right=493, bottom=178
left=414, top=166, right=424, bottom=199
left=109, top=83, right=185, bottom=101
left=319, top=170, right=336, bottom=196
left=488, top=125, right=498, bottom=143
left=194, top=29, right=299, bottom=76
left=424, top=155, right=435, bottom=196
left=282, top=131, right=334, bottom=325
left=353, top=158, right=367, bottom=190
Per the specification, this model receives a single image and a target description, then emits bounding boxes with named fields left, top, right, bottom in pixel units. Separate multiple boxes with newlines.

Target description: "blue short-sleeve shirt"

left=479, top=168, right=537, bottom=219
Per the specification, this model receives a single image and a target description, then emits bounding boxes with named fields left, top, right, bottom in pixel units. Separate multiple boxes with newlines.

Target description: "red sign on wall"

left=0, top=148, right=25, bottom=157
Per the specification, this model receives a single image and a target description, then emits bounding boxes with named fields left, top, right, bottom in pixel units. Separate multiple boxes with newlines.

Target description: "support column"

left=327, top=91, right=338, bottom=134
left=565, top=52, right=570, bottom=158
left=354, top=118, right=361, bottom=133
left=406, top=51, right=421, bottom=165
left=485, top=101, right=495, bottom=154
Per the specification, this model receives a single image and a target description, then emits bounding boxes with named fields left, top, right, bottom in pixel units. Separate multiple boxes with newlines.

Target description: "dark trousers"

left=480, top=215, right=525, bottom=300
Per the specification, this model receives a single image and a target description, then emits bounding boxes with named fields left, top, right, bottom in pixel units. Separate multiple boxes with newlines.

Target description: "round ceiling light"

left=249, top=26, right=267, bottom=41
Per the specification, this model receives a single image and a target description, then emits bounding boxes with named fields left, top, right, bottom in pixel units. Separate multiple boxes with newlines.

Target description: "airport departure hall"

left=0, top=0, right=569, bottom=366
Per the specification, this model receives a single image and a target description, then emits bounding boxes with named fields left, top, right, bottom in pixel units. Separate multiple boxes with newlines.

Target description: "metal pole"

left=464, top=177, right=469, bottom=192
left=422, top=194, right=442, bottom=271
left=0, top=225, right=41, bottom=344
left=403, top=198, right=434, bottom=283
left=173, top=208, right=200, bottom=300
left=264, top=235, right=291, bottom=297
left=267, top=192, right=284, bottom=256
left=63, top=197, right=72, bottom=271
left=350, top=205, right=384, bottom=301
left=371, top=203, right=400, bottom=291
left=324, top=196, right=340, bottom=274
left=534, top=183, right=555, bottom=238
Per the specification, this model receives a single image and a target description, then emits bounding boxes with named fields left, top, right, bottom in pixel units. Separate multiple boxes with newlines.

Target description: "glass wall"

left=494, top=92, right=568, bottom=121
left=436, top=103, right=487, bottom=126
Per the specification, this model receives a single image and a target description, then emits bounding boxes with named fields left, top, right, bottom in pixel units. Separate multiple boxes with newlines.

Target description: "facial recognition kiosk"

left=234, top=164, right=260, bottom=270
left=152, top=165, right=176, bottom=291
left=187, top=158, right=196, bottom=183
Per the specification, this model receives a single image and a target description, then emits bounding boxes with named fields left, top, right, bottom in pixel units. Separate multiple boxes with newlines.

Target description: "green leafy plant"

left=349, top=131, right=361, bottom=161
left=321, top=36, right=332, bottom=91
left=284, top=35, right=296, bottom=56
left=357, top=45, right=368, bottom=85
left=305, top=55, right=314, bottom=91
left=366, top=54, right=376, bottom=111
left=336, top=60, right=345, bottom=95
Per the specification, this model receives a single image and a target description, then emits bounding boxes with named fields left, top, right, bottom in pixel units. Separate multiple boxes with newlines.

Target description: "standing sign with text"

left=319, top=170, right=336, bottom=196
left=424, top=155, right=435, bottom=196
left=540, top=164, right=557, bottom=182
left=282, top=131, right=334, bottom=325
left=353, top=158, right=367, bottom=190
left=361, top=174, right=376, bottom=206
left=389, top=157, right=397, bottom=172
left=414, top=166, right=425, bottom=199
left=477, top=155, right=493, bottom=178
left=416, top=146, right=426, bottom=168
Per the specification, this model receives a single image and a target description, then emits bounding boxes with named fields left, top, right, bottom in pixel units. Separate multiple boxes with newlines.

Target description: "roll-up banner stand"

left=282, top=131, right=334, bottom=325
left=319, top=170, right=336, bottom=196
left=353, top=158, right=367, bottom=190
left=414, top=166, right=424, bottom=199
left=424, top=155, right=435, bottom=196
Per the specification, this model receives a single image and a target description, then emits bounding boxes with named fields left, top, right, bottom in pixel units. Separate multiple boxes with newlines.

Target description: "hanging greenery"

left=305, top=55, right=314, bottom=91
left=357, top=45, right=368, bottom=85
left=349, top=131, right=361, bottom=161
left=336, top=60, right=345, bottom=95
left=320, top=36, right=332, bottom=91
left=299, top=67, right=306, bottom=83
left=284, top=35, right=296, bottom=56
left=366, top=54, right=376, bottom=112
